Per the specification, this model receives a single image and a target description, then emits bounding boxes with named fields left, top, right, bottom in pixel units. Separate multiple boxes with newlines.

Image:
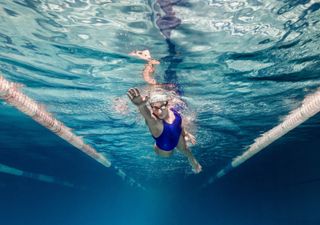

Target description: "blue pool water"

left=1, top=1, right=320, bottom=225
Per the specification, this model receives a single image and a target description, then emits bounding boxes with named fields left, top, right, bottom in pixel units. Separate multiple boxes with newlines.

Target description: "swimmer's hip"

left=154, top=144, right=174, bottom=157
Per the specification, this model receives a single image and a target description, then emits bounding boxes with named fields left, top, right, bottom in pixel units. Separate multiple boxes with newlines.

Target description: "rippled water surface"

left=1, top=0, right=320, bottom=185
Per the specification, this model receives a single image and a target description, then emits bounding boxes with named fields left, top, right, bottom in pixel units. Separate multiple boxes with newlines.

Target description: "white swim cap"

left=148, top=91, right=169, bottom=104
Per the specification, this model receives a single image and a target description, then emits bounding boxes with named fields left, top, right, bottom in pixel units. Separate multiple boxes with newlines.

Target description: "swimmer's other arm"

left=182, top=128, right=196, bottom=145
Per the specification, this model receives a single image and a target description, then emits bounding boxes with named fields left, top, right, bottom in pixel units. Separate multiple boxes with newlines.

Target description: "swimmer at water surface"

left=127, top=50, right=202, bottom=173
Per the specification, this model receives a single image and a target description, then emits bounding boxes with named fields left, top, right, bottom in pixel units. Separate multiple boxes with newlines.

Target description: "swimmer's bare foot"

left=149, top=59, right=160, bottom=65
left=129, top=50, right=151, bottom=61
left=129, top=50, right=160, bottom=64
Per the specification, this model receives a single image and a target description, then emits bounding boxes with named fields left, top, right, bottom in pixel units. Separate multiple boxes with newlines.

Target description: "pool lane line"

left=204, top=87, right=320, bottom=186
left=0, top=75, right=111, bottom=168
left=0, top=162, right=76, bottom=188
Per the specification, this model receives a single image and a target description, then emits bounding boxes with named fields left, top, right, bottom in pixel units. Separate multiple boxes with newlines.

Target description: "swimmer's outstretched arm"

left=129, top=50, right=160, bottom=85
left=127, top=88, right=157, bottom=125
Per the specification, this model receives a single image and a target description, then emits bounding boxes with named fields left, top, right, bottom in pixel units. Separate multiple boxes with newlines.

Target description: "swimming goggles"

left=150, top=101, right=168, bottom=110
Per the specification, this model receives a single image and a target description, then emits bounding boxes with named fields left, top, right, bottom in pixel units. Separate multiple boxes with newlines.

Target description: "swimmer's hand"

left=184, top=132, right=196, bottom=145
left=127, top=88, right=149, bottom=107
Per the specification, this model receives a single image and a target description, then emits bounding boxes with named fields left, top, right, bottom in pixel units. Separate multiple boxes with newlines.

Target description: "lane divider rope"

left=0, top=163, right=76, bottom=187
left=206, top=88, right=320, bottom=184
left=0, top=75, right=111, bottom=168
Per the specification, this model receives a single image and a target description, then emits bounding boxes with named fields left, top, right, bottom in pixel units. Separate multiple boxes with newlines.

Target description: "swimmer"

left=127, top=50, right=202, bottom=173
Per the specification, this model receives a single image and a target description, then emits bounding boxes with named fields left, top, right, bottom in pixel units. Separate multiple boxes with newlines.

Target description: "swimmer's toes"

left=129, top=50, right=151, bottom=61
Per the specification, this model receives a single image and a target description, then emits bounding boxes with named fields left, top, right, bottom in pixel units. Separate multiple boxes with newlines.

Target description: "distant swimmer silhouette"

left=127, top=50, right=202, bottom=173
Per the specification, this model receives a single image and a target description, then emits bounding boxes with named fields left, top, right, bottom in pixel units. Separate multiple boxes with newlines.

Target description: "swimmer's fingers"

left=127, top=88, right=139, bottom=102
left=133, top=88, right=140, bottom=97
left=128, top=88, right=140, bottom=97
left=127, top=88, right=135, bottom=99
left=127, top=88, right=146, bottom=106
left=127, top=92, right=133, bottom=100
left=190, top=136, right=196, bottom=145
left=189, top=133, right=196, bottom=145
left=185, top=133, right=196, bottom=145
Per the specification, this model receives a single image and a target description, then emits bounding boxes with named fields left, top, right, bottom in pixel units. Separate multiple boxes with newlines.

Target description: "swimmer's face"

left=150, top=101, right=169, bottom=119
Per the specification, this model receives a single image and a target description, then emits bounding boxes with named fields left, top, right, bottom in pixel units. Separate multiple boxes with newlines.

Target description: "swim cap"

left=148, top=91, right=169, bottom=104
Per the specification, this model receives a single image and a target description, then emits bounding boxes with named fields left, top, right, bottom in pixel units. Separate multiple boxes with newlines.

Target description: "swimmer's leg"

left=129, top=50, right=160, bottom=85
left=176, top=135, right=202, bottom=173
left=129, top=50, right=152, bottom=61
left=154, top=144, right=173, bottom=157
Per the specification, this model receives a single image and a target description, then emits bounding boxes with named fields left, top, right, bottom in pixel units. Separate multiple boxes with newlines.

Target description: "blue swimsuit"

left=152, top=108, right=182, bottom=151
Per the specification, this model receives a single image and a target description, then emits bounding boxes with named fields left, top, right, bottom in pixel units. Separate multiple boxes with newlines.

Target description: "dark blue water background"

left=1, top=0, right=320, bottom=224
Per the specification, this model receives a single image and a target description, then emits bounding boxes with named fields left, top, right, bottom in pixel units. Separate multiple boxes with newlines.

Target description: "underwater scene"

left=0, top=0, right=320, bottom=225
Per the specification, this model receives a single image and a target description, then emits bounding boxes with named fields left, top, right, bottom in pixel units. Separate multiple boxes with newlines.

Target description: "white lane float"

left=214, top=88, right=320, bottom=180
left=0, top=75, right=111, bottom=168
